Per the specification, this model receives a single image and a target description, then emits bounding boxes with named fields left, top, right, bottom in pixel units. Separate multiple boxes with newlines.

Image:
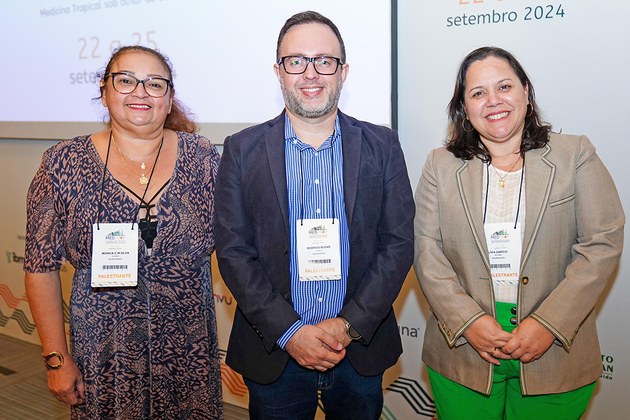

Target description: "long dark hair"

left=446, top=47, right=551, bottom=161
left=98, top=45, right=198, bottom=133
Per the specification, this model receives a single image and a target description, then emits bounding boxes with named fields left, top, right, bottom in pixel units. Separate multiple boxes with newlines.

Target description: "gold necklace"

left=112, top=135, right=160, bottom=185
left=491, top=156, right=520, bottom=188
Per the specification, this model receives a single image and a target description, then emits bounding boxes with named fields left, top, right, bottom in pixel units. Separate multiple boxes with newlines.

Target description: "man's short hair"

left=276, top=10, right=346, bottom=64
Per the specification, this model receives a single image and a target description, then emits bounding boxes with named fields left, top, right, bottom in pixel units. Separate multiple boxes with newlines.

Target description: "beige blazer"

left=414, top=133, right=624, bottom=395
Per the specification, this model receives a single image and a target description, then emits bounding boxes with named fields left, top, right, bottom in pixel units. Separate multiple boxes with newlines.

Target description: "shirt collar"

left=284, top=114, right=341, bottom=150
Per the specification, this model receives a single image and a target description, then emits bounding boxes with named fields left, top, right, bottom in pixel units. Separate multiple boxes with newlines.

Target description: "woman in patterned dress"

left=24, top=46, right=223, bottom=419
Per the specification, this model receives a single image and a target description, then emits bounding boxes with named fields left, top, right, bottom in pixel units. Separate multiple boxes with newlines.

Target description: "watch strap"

left=338, top=316, right=362, bottom=340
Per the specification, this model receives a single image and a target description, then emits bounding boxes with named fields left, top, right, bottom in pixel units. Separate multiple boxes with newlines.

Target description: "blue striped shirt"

left=277, top=115, right=350, bottom=349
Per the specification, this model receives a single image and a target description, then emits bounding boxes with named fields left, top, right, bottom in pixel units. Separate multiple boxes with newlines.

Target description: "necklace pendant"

left=139, top=175, right=149, bottom=185
left=498, top=179, right=505, bottom=188
left=140, top=162, right=147, bottom=170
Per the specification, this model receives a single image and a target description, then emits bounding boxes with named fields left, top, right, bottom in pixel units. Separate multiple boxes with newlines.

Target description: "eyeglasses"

left=278, top=56, right=342, bottom=75
left=105, top=72, right=172, bottom=98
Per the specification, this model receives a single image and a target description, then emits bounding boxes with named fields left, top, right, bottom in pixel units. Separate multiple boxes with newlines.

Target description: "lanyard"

left=298, top=141, right=336, bottom=225
left=96, top=131, right=164, bottom=230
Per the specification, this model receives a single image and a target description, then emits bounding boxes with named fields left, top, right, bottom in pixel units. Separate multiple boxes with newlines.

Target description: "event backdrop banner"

left=397, top=0, right=630, bottom=418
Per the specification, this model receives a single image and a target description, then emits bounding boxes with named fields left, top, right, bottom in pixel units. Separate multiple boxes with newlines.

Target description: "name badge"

left=296, top=218, right=342, bottom=281
left=91, top=223, right=138, bottom=287
left=484, top=222, right=522, bottom=284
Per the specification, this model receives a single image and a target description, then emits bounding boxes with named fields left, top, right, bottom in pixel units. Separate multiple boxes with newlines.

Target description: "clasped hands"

left=285, top=318, right=352, bottom=371
left=463, top=315, right=555, bottom=365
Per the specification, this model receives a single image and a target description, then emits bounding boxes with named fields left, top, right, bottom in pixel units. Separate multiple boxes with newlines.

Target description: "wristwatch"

left=41, top=351, right=64, bottom=369
left=338, top=316, right=362, bottom=341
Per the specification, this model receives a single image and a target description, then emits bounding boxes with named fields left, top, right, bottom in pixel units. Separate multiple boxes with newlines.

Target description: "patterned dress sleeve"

left=200, top=136, right=220, bottom=252
left=23, top=148, right=66, bottom=273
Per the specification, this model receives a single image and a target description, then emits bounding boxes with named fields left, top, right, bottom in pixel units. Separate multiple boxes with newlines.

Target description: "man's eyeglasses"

left=278, top=56, right=342, bottom=75
left=105, top=72, right=172, bottom=98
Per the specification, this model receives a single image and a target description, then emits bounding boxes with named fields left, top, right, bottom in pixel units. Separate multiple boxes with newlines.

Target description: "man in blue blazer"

left=215, top=11, right=415, bottom=419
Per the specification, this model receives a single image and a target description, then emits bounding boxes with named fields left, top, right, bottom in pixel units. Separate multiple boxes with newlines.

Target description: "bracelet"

left=41, top=351, right=64, bottom=369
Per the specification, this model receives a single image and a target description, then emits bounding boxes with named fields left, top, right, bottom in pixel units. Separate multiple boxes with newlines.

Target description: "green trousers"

left=427, top=302, right=596, bottom=420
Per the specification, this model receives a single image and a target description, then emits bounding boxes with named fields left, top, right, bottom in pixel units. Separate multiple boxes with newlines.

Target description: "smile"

left=302, top=87, right=322, bottom=93
left=487, top=112, right=508, bottom=120
left=127, top=104, right=151, bottom=110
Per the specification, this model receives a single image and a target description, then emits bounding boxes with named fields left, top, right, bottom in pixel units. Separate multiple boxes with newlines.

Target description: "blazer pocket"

left=548, top=194, right=575, bottom=213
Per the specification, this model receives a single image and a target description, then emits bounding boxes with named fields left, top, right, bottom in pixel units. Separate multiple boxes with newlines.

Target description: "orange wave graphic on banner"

left=0, top=283, right=28, bottom=308
left=220, top=363, right=248, bottom=396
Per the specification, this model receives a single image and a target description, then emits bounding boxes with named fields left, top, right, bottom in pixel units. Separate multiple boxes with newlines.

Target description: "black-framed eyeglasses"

left=278, top=56, right=342, bottom=75
left=105, top=72, right=172, bottom=98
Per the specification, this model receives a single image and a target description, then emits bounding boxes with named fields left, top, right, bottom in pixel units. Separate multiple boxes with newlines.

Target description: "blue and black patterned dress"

left=24, top=132, right=223, bottom=419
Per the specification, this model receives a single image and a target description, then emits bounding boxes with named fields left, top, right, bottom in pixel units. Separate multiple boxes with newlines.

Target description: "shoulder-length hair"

left=446, top=46, right=551, bottom=161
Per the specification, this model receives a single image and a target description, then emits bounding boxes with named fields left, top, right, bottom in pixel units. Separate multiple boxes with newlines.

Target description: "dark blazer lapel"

left=457, top=158, right=491, bottom=271
left=521, top=144, right=554, bottom=271
left=264, top=113, right=290, bottom=235
left=339, top=112, right=362, bottom=226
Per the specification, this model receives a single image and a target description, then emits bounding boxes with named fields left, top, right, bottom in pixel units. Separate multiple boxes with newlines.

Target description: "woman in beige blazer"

left=414, top=47, right=624, bottom=419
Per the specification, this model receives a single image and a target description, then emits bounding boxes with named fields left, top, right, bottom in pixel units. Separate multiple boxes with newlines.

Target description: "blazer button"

left=521, top=276, right=529, bottom=284
left=511, top=306, right=517, bottom=315
left=510, top=317, right=517, bottom=325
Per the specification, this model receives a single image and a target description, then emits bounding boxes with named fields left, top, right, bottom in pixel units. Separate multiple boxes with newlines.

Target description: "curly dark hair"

left=446, top=46, right=551, bottom=161
left=98, top=45, right=198, bottom=134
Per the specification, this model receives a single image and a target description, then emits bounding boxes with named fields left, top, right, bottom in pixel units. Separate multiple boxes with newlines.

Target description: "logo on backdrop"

left=386, top=376, right=436, bottom=417
left=601, top=354, right=615, bottom=381
left=399, top=324, right=422, bottom=339
left=213, top=293, right=233, bottom=305
left=4, top=251, right=24, bottom=264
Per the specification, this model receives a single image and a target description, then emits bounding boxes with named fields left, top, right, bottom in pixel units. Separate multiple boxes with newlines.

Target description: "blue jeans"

left=245, top=357, right=383, bottom=420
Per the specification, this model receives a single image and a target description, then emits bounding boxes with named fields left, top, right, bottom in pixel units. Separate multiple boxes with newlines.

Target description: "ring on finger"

left=491, top=347, right=498, bottom=357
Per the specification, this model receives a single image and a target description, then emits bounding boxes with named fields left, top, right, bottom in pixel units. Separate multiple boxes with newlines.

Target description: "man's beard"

left=280, top=79, right=342, bottom=119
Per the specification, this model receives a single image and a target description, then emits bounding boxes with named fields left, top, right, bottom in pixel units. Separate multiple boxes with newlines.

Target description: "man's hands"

left=286, top=318, right=351, bottom=371
left=316, top=318, right=352, bottom=349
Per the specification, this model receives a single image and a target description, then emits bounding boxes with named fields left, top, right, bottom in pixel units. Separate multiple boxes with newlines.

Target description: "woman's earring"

left=462, top=118, right=474, bottom=133
left=526, top=102, right=533, bottom=117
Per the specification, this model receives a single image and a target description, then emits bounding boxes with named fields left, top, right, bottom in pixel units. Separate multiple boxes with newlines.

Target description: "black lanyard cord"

left=98, top=131, right=165, bottom=230
left=131, top=135, right=165, bottom=229
left=96, top=132, right=113, bottom=230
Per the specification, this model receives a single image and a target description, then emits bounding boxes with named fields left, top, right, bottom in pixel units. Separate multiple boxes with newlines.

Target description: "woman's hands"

left=502, top=317, right=555, bottom=363
left=464, top=315, right=555, bottom=364
left=464, top=315, right=513, bottom=365
left=25, top=272, right=85, bottom=405
left=47, top=356, right=85, bottom=406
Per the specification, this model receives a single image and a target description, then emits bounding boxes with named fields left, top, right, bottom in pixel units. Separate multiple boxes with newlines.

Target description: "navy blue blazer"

left=215, top=111, right=415, bottom=384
